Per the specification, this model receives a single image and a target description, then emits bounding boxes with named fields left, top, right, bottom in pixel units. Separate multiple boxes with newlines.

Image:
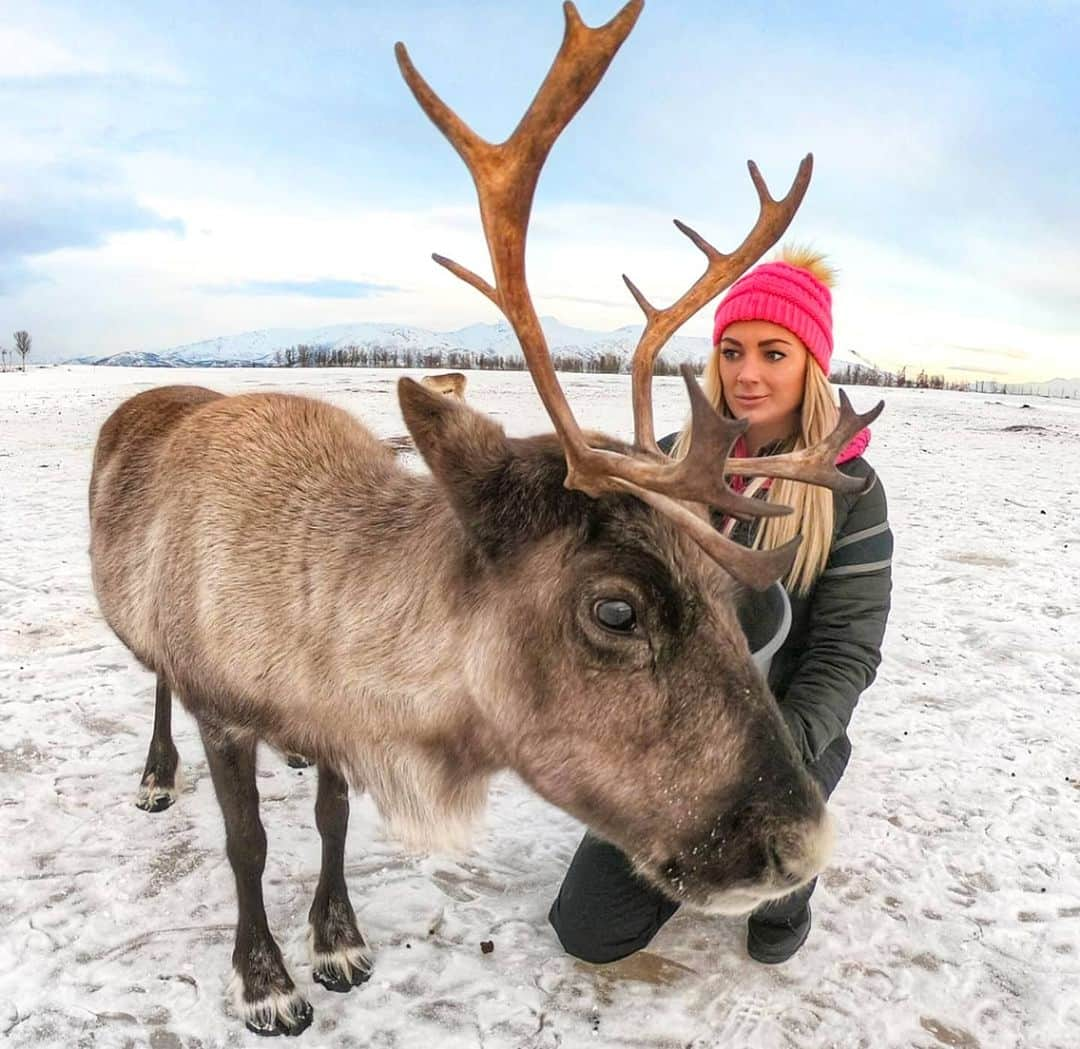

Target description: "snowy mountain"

left=68, top=318, right=712, bottom=371
left=68, top=317, right=877, bottom=375
left=52, top=318, right=1077, bottom=394
left=70, top=322, right=461, bottom=369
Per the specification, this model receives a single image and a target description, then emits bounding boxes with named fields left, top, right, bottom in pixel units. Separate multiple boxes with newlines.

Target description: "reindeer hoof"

left=135, top=783, right=176, bottom=812
left=243, top=996, right=313, bottom=1038
left=312, top=966, right=370, bottom=994
left=312, top=944, right=374, bottom=994
left=285, top=753, right=312, bottom=769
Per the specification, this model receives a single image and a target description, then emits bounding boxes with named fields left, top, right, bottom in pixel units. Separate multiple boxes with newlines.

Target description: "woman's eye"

left=720, top=348, right=739, bottom=360
left=594, top=599, right=637, bottom=633
left=766, top=351, right=786, bottom=362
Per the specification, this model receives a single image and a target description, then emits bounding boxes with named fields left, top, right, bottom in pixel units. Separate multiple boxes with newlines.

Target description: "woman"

left=548, top=247, right=893, bottom=965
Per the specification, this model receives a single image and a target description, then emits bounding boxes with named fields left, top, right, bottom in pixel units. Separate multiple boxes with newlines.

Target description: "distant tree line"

left=829, top=363, right=960, bottom=391
left=259, top=341, right=1073, bottom=399
left=829, top=361, right=1073, bottom=398
left=272, top=343, right=696, bottom=376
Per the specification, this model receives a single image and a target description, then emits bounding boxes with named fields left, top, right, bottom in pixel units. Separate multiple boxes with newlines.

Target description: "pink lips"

left=734, top=394, right=767, bottom=406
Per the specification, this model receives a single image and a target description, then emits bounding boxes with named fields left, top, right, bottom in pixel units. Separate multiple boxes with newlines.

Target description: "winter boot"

left=746, top=904, right=812, bottom=964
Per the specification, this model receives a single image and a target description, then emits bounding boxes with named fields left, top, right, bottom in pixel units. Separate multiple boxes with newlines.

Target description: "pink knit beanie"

left=712, top=260, right=833, bottom=374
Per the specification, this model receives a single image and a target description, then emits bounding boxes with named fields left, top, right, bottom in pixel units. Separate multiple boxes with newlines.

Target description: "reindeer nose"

left=768, top=812, right=835, bottom=888
left=767, top=838, right=807, bottom=886
left=660, top=856, right=687, bottom=892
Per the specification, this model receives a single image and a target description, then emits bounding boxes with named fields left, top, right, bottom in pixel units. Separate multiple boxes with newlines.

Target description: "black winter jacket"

left=657, top=434, right=893, bottom=765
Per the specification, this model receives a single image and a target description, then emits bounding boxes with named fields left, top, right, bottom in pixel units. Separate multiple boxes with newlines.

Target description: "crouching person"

left=549, top=248, right=893, bottom=964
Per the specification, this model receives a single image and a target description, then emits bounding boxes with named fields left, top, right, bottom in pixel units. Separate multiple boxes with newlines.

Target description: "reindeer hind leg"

left=136, top=675, right=180, bottom=812
left=309, top=763, right=373, bottom=992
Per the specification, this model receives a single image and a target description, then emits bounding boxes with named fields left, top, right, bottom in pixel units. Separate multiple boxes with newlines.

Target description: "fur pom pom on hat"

left=712, top=245, right=835, bottom=374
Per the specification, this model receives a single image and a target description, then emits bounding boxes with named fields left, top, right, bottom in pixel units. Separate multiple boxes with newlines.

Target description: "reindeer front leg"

left=309, top=763, right=373, bottom=992
left=199, top=724, right=313, bottom=1037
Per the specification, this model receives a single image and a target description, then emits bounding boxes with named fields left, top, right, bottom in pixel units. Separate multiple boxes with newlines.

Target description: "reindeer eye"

left=593, top=599, right=637, bottom=633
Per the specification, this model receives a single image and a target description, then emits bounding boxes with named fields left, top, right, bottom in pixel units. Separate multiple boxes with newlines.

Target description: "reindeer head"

left=396, top=0, right=879, bottom=913
left=399, top=379, right=834, bottom=912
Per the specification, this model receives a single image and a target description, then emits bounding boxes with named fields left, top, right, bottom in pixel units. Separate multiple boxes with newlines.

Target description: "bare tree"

left=13, top=331, right=31, bottom=372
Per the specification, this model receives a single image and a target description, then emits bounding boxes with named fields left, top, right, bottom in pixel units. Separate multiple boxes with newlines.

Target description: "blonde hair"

left=669, top=245, right=839, bottom=594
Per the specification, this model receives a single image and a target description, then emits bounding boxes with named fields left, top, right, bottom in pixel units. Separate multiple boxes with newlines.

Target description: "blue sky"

left=2, top=0, right=1077, bottom=381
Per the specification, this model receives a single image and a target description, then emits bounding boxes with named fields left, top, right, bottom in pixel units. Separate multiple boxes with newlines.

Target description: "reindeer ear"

left=398, top=376, right=508, bottom=478
left=398, top=378, right=588, bottom=561
left=398, top=377, right=511, bottom=543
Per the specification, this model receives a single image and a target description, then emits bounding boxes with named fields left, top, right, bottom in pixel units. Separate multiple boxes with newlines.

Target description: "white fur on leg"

left=307, top=926, right=374, bottom=987
left=228, top=969, right=312, bottom=1034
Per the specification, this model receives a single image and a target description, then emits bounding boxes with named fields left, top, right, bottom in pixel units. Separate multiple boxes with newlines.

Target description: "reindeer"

left=88, top=0, right=881, bottom=1037
left=384, top=372, right=469, bottom=454
left=419, top=371, right=467, bottom=400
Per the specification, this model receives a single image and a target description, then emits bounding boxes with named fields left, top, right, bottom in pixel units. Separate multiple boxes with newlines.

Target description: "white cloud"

left=8, top=185, right=1076, bottom=384
left=0, top=14, right=183, bottom=85
left=0, top=27, right=108, bottom=78
left=816, top=231, right=1078, bottom=381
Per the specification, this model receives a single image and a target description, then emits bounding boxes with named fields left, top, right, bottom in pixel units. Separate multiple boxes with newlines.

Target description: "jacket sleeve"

left=779, top=469, right=893, bottom=762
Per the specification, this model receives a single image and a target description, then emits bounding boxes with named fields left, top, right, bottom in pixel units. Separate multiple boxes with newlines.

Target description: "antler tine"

left=590, top=372, right=883, bottom=525
left=725, top=390, right=885, bottom=493
left=396, top=0, right=644, bottom=474
left=627, top=154, right=814, bottom=453
left=666, top=365, right=795, bottom=519
left=602, top=379, right=882, bottom=589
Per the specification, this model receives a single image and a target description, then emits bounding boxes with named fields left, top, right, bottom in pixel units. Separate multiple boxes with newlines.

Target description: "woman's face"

left=716, top=320, right=809, bottom=451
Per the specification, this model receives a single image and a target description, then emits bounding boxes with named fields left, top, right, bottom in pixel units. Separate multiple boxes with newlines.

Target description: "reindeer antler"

left=396, top=0, right=640, bottom=465
left=625, top=159, right=812, bottom=454
left=396, top=1, right=883, bottom=590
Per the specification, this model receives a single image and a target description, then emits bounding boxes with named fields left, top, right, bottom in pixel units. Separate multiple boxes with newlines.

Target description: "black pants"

left=548, top=734, right=851, bottom=964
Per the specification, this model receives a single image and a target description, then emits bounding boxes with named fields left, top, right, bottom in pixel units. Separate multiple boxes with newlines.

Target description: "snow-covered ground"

left=1, top=366, right=1078, bottom=1049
